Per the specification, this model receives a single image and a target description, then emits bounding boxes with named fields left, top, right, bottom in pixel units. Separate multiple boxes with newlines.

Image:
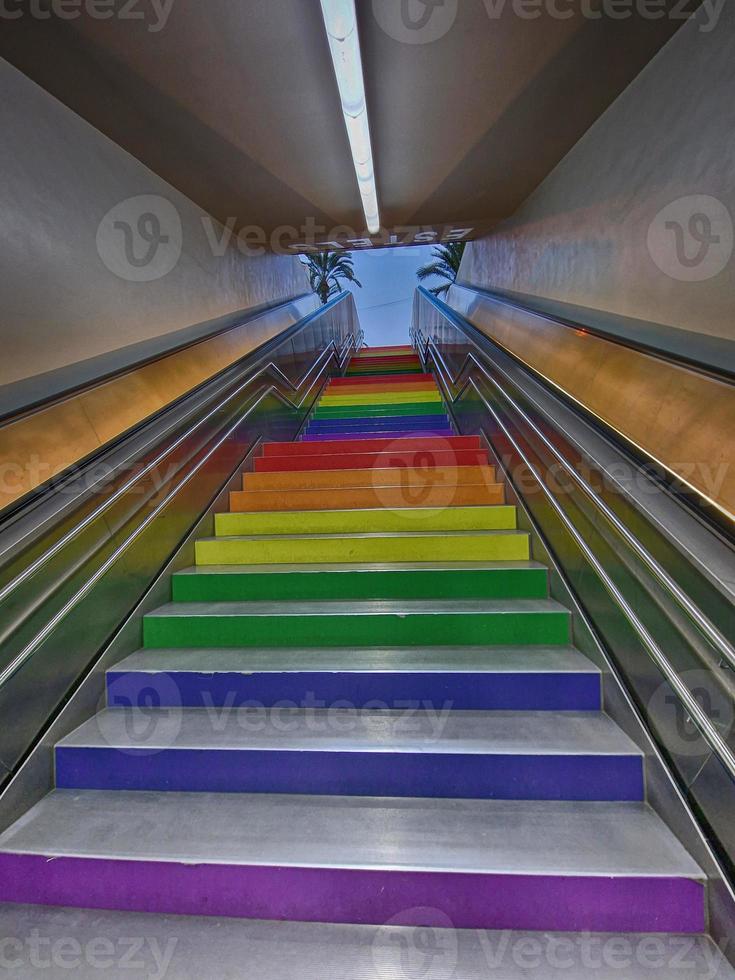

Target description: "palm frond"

left=416, top=241, right=466, bottom=293
left=302, top=250, right=363, bottom=304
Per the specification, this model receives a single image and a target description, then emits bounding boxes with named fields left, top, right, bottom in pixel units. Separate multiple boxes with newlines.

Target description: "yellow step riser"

left=196, top=532, right=530, bottom=566
left=243, top=465, right=498, bottom=491
left=214, top=505, right=517, bottom=537
left=229, top=483, right=505, bottom=512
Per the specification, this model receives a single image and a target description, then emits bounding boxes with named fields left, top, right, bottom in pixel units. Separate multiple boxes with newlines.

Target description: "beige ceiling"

left=1, top=0, right=691, bottom=246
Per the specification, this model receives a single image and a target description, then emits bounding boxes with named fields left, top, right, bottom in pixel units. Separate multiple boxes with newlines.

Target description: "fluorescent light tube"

left=320, top=0, right=381, bottom=235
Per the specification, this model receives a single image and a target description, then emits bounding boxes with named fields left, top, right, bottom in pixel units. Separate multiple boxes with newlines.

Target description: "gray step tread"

left=147, top=598, right=569, bottom=618
left=175, top=560, right=546, bottom=575
left=110, top=644, right=599, bottom=675
left=0, top=906, right=729, bottom=979
left=0, top=792, right=703, bottom=878
left=60, top=709, right=638, bottom=755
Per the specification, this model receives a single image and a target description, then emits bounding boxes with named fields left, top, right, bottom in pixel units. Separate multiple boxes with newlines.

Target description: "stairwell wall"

left=455, top=3, right=735, bottom=343
left=0, top=57, right=310, bottom=394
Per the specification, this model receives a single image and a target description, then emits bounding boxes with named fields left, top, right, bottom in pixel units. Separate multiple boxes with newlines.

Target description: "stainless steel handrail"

left=0, top=332, right=357, bottom=610
left=412, top=304, right=735, bottom=785
left=0, top=305, right=361, bottom=693
left=412, top=320, right=735, bottom=673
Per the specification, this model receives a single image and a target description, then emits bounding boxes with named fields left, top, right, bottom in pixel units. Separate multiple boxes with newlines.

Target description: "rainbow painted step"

left=172, top=562, right=547, bottom=602
left=0, top=794, right=705, bottom=932
left=313, top=402, right=446, bottom=418
left=264, top=435, right=478, bottom=456
left=106, top=644, right=602, bottom=711
left=255, top=448, right=486, bottom=471
left=230, top=483, right=504, bottom=510
left=305, top=416, right=451, bottom=432
left=242, top=463, right=497, bottom=490
left=213, top=505, right=518, bottom=536
left=195, top=529, right=531, bottom=565
left=55, top=709, right=644, bottom=800
left=329, top=372, right=434, bottom=385
left=143, top=598, right=570, bottom=648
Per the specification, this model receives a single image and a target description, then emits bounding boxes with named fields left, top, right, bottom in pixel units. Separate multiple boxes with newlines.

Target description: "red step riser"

left=329, top=374, right=434, bottom=387
left=254, top=450, right=488, bottom=473
left=263, top=436, right=482, bottom=457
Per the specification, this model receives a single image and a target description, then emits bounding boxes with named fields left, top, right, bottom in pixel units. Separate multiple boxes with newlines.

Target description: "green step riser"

left=314, top=403, right=447, bottom=418
left=172, top=568, right=549, bottom=602
left=214, top=507, right=517, bottom=536
left=144, top=613, right=569, bottom=649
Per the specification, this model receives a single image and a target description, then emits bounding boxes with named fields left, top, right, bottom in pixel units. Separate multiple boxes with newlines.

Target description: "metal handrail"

left=0, top=332, right=357, bottom=608
left=412, top=303, right=735, bottom=785
left=450, top=282, right=735, bottom=385
left=0, top=292, right=321, bottom=426
left=0, top=304, right=361, bottom=691
left=414, top=330, right=735, bottom=669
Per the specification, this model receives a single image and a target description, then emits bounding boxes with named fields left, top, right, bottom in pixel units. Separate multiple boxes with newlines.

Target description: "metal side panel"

left=0, top=293, right=362, bottom=825
left=411, top=287, right=735, bottom=958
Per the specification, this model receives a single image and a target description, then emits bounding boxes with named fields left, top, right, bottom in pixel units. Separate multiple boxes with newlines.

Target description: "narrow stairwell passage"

left=0, top=345, right=708, bottom=938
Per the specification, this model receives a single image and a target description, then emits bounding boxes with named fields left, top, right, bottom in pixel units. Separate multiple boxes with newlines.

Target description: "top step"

left=354, top=345, right=414, bottom=355
left=263, top=436, right=481, bottom=457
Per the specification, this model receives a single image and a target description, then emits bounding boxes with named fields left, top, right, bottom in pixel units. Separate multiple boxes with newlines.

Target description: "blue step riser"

left=56, top=748, right=643, bottom=800
left=106, top=671, right=602, bottom=711
left=307, top=416, right=449, bottom=430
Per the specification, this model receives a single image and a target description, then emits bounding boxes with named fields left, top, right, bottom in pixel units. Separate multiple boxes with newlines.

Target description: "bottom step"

left=0, top=792, right=705, bottom=933
left=0, top=905, right=730, bottom=979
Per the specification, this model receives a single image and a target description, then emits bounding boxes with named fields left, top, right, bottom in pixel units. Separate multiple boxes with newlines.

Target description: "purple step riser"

left=105, top=670, right=601, bottom=711
left=0, top=854, right=705, bottom=932
left=56, top=749, right=643, bottom=801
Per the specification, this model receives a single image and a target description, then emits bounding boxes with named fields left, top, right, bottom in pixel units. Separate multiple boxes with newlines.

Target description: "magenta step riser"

left=265, top=436, right=478, bottom=457
left=0, top=854, right=704, bottom=932
left=302, top=431, right=453, bottom=440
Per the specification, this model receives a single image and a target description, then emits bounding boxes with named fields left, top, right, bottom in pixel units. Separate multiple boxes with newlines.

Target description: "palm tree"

left=303, top=251, right=362, bottom=305
left=416, top=242, right=466, bottom=298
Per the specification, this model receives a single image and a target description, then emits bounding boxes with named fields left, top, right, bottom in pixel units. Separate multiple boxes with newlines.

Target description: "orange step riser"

left=243, top=465, right=497, bottom=492
left=230, top=484, right=505, bottom=512
left=263, top=436, right=482, bottom=457
left=254, top=450, right=488, bottom=473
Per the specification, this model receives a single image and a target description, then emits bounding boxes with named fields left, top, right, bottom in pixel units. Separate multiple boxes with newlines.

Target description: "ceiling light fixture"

left=319, top=0, right=380, bottom=235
